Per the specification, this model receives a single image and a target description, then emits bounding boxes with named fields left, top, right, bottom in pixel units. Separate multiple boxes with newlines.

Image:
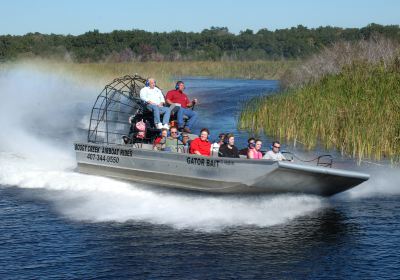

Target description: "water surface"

left=0, top=68, right=399, bottom=279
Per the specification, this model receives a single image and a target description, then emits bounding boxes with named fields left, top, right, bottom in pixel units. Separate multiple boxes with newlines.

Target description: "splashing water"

left=343, top=166, right=400, bottom=199
left=0, top=151, right=324, bottom=231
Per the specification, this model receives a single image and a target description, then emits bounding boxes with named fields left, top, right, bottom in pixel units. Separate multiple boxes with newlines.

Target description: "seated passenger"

left=239, top=137, right=255, bottom=156
left=179, top=132, right=190, bottom=153
left=218, top=134, right=240, bottom=158
left=140, top=78, right=171, bottom=129
left=263, top=141, right=287, bottom=161
left=190, top=128, right=211, bottom=156
left=247, top=139, right=263, bottom=159
left=165, top=126, right=183, bottom=152
left=210, top=133, right=226, bottom=156
left=153, top=128, right=168, bottom=151
left=166, top=81, right=198, bottom=133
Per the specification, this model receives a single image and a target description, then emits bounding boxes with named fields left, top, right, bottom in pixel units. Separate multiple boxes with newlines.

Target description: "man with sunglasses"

left=263, top=141, right=287, bottom=161
left=164, top=126, right=183, bottom=152
left=239, top=137, right=256, bottom=156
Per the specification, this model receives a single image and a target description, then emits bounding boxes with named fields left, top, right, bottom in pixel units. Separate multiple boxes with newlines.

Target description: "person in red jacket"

left=190, top=128, right=211, bottom=156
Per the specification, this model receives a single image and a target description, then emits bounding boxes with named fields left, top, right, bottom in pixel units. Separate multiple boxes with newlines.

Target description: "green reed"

left=239, top=61, right=400, bottom=162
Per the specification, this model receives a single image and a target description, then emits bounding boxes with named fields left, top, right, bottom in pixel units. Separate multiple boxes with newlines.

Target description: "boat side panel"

left=74, top=142, right=368, bottom=196
left=252, top=167, right=367, bottom=196
left=77, top=162, right=272, bottom=194
left=74, top=142, right=278, bottom=184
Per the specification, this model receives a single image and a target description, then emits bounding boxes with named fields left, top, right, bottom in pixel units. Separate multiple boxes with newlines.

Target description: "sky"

left=1, top=0, right=399, bottom=35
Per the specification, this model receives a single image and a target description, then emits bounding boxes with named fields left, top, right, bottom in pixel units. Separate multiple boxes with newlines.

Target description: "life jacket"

left=135, top=119, right=146, bottom=139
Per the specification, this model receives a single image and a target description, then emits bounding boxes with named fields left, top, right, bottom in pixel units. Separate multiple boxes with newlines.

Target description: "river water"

left=0, top=67, right=399, bottom=279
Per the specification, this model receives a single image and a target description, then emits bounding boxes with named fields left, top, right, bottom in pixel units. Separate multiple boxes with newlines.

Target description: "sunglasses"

left=171, top=131, right=178, bottom=134
left=273, top=146, right=281, bottom=149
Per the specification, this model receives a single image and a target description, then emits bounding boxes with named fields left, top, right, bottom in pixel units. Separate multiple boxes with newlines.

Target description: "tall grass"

left=1, top=59, right=296, bottom=90
left=239, top=59, right=400, bottom=162
left=281, top=36, right=399, bottom=89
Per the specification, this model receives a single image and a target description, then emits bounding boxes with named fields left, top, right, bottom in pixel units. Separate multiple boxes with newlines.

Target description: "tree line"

left=1, top=23, right=399, bottom=62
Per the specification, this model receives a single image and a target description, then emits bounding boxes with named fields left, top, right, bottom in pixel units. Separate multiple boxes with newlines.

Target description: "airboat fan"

left=87, top=74, right=147, bottom=144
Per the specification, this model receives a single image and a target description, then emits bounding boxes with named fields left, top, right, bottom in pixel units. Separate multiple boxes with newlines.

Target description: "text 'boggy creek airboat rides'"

left=74, top=75, right=369, bottom=196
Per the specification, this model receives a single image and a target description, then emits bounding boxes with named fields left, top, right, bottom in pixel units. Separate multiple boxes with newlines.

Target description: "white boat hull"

left=74, top=142, right=369, bottom=196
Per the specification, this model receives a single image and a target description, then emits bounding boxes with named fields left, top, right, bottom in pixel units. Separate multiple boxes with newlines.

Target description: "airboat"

left=74, top=75, right=369, bottom=196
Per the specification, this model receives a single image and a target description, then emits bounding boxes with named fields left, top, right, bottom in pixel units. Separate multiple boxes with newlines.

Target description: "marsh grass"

left=1, top=59, right=295, bottom=90
left=239, top=60, right=400, bottom=162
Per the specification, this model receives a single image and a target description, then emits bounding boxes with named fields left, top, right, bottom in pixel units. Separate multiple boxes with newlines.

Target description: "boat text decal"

left=75, top=144, right=134, bottom=164
left=186, top=157, right=234, bottom=168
